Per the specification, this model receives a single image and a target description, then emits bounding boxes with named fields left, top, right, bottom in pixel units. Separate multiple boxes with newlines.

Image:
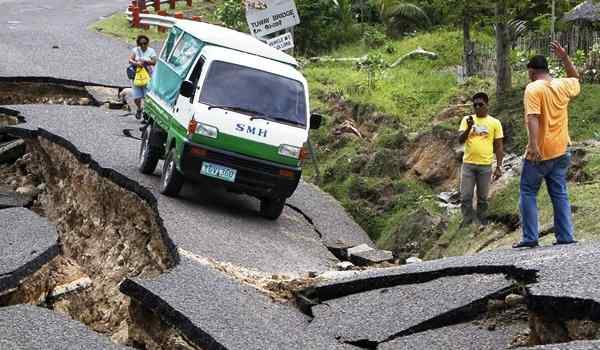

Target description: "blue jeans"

left=519, top=153, right=574, bottom=243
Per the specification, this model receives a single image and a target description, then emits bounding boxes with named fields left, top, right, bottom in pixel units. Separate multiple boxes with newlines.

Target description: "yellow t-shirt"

left=459, top=115, right=504, bottom=165
left=524, top=78, right=580, bottom=160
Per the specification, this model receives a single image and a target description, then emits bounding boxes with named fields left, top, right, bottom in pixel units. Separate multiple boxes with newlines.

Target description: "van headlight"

left=278, top=144, right=301, bottom=159
left=196, top=122, right=218, bottom=139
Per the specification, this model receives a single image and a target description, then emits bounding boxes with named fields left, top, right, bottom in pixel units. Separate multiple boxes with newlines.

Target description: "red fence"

left=127, top=0, right=202, bottom=31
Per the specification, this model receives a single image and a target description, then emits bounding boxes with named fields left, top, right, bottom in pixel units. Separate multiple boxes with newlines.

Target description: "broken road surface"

left=2, top=0, right=600, bottom=349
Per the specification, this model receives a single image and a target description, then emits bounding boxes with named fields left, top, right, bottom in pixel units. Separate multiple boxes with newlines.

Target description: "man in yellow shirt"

left=513, top=41, right=580, bottom=248
left=458, top=92, right=504, bottom=227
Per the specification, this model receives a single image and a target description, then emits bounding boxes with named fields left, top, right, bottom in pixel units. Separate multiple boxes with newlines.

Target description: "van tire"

left=260, top=197, right=285, bottom=220
left=138, top=124, right=160, bottom=174
left=160, top=148, right=184, bottom=197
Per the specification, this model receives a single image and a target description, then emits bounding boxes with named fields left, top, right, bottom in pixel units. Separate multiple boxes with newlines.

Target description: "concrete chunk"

left=0, top=186, right=33, bottom=209
left=0, top=139, right=25, bottom=164
left=336, top=261, right=355, bottom=270
left=0, top=208, right=58, bottom=292
left=350, top=249, right=394, bottom=266
left=347, top=243, right=374, bottom=257
left=85, top=86, right=119, bottom=104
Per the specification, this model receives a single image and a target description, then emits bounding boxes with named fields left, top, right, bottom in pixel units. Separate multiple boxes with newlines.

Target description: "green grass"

left=91, top=1, right=220, bottom=44
left=303, top=29, right=496, bottom=131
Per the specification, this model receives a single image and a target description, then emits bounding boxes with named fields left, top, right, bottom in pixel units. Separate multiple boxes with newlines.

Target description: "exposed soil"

left=0, top=135, right=178, bottom=347
left=0, top=81, right=95, bottom=106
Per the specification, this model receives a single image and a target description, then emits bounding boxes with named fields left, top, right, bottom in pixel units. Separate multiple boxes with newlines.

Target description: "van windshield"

left=198, top=61, right=307, bottom=127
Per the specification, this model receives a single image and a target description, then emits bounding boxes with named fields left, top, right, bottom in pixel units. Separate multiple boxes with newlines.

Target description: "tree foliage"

left=373, top=0, right=431, bottom=34
left=293, top=0, right=358, bottom=55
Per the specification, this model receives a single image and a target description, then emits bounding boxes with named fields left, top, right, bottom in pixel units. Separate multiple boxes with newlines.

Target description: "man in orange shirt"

left=513, top=41, right=580, bottom=248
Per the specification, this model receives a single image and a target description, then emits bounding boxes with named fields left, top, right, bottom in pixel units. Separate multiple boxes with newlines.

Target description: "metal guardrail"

left=125, top=11, right=177, bottom=29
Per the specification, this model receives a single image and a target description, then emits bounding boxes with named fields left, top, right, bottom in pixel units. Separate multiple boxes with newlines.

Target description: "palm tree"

left=376, top=0, right=431, bottom=33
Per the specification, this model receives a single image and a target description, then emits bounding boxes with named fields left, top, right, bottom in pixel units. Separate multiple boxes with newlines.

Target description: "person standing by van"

left=458, top=92, right=504, bottom=228
left=128, top=35, right=157, bottom=119
left=513, top=41, right=580, bottom=248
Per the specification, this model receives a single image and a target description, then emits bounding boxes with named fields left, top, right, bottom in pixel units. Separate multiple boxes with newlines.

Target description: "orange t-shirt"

left=524, top=78, right=580, bottom=160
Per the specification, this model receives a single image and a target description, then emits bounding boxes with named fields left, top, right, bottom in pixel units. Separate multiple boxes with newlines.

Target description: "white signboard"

left=245, top=0, right=300, bottom=38
left=266, top=32, right=294, bottom=51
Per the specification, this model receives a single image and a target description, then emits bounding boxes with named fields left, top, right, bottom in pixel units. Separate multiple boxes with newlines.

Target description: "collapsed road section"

left=295, top=244, right=600, bottom=349
left=0, top=126, right=180, bottom=348
left=0, top=77, right=125, bottom=107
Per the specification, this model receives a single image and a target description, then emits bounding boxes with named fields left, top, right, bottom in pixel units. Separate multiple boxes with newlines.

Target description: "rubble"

left=336, top=261, right=355, bottom=270
left=405, top=257, right=423, bottom=264
left=350, top=249, right=394, bottom=266
left=505, top=293, right=525, bottom=307
left=347, top=243, right=374, bottom=257
left=0, top=139, right=25, bottom=164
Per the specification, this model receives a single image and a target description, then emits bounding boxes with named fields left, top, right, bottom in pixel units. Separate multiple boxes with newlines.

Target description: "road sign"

left=266, top=32, right=294, bottom=51
left=245, top=0, right=300, bottom=38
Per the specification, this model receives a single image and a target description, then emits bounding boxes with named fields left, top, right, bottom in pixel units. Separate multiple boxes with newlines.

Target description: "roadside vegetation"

left=92, top=0, right=600, bottom=260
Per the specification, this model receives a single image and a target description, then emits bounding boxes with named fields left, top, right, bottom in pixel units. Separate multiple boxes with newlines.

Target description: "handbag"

left=126, top=64, right=136, bottom=80
left=133, top=66, right=151, bottom=87
left=127, top=47, right=142, bottom=80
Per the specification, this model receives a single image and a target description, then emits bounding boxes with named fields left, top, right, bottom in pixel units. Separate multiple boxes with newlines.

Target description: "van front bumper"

left=180, top=141, right=301, bottom=199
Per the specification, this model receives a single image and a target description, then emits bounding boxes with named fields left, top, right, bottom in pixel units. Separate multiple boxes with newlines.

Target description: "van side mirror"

left=180, top=80, right=194, bottom=98
left=310, top=114, right=323, bottom=130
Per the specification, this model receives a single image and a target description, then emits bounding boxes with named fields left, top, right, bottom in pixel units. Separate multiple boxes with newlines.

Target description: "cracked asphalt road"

left=3, top=0, right=600, bottom=349
left=0, top=0, right=128, bottom=86
left=0, top=305, right=129, bottom=349
left=10, top=104, right=370, bottom=274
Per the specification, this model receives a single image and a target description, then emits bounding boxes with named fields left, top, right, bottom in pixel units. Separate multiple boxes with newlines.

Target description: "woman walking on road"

left=128, top=35, right=157, bottom=119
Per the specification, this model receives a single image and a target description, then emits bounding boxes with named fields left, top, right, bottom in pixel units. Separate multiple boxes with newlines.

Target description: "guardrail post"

left=132, top=6, right=141, bottom=28
left=138, top=0, right=146, bottom=11
left=186, top=0, right=192, bottom=7
left=141, top=9, right=150, bottom=30
left=169, top=0, right=176, bottom=10
left=158, top=10, right=167, bottom=32
left=153, top=0, right=160, bottom=11
left=174, top=12, right=184, bottom=19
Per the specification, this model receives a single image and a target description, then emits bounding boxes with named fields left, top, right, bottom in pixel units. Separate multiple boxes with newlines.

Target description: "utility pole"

left=551, top=0, right=556, bottom=41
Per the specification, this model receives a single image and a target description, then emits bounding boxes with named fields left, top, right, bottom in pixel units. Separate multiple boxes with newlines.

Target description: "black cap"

left=527, top=55, right=549, bottom=71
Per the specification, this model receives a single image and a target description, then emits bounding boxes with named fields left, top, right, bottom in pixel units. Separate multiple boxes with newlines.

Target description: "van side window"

left=188, top=57, right=205, bottom=100
left=160, top=27, right=182, bottom=61
left=168, top=33, right=204, bottom=77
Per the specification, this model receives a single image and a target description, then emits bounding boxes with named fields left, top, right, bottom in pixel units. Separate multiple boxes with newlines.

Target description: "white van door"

left=174, top=56, right=206, bottom=123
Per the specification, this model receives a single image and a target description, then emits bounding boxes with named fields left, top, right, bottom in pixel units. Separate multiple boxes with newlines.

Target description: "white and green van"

left=138, top=20, right=322, bottom=220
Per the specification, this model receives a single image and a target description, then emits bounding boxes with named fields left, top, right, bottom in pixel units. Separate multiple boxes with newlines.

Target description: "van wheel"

left=260, top=197, right=285, bottom=220
left=138, top=123, right=160, bottom=174
left=160, top=148, right=184, bottom=196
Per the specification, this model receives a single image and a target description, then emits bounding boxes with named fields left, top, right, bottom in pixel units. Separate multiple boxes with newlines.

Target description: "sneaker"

left=135, top=110, right=142, bottom=120
left=552, top=240, right=577, bottom=246
left=512, top=241, right=539, bottom=249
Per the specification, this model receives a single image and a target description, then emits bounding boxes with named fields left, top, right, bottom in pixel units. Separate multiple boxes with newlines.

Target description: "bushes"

left=215, top=0, right=247, bottom=31
left=294, top=0, right=359, bottom=55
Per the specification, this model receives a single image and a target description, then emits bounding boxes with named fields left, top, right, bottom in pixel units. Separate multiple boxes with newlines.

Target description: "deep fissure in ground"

left=0, top=133, right=203, bottom=349
left=0, top=80, right=98, bottom=106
